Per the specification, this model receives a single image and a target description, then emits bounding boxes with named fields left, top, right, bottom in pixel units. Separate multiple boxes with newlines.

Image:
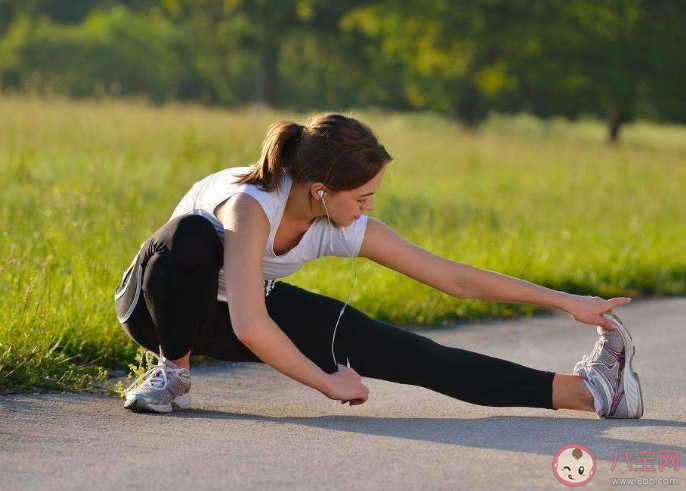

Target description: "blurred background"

left=1, top=0, right=685, bottom=141
left=1, top=0, right=685, bottom=392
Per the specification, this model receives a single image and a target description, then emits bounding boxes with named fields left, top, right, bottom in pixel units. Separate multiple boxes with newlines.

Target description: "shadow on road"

left=162, top=409, right=686, bottom=461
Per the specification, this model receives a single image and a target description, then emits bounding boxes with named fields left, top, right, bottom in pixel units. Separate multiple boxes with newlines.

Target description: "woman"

left=114, top=112, right=643, bottom=418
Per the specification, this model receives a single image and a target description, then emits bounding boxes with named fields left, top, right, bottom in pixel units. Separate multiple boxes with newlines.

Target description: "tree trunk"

left=608, top=103, right=624, bottom=143
left=455, top=86, right=486, bottom=130
left=254, top=35, right=280, bottom=106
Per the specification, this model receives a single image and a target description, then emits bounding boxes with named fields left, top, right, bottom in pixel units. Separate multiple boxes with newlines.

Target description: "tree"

left=342, top=0, right=686, bottom=141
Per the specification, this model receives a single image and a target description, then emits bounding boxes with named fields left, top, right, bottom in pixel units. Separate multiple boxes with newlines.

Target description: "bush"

left=0, top=7, right=183, bottom=101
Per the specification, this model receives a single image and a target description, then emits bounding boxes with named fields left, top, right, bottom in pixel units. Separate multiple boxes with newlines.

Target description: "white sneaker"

left=573, top=312, right=644, bottom=418
left=123, top=350, right=191, bottom=413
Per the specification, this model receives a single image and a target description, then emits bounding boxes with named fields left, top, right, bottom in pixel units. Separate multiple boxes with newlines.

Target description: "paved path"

left=1, top=297, right=685, bottom=490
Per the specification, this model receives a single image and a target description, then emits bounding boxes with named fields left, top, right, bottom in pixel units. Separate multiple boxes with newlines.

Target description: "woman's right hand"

left=325, top=364, right=370, bottom=405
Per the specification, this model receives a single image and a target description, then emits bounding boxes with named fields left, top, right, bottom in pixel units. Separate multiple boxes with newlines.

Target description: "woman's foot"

left=573, top=312, right=644, bottom=419
left=123, top=351, right=191, bottom=413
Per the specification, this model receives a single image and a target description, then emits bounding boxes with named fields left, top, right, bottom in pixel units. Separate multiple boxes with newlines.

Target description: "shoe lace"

left=576, top=354, right=592, bottom=372
left=575, top=337, right=606, bottom=374
left=123, top=350, right=187, bottom=395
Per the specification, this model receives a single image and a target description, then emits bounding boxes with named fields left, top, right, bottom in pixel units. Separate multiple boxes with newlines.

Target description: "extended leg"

left=208, top=281, right=569, bottom=410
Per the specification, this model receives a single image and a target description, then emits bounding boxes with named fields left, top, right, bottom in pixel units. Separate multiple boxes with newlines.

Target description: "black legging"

left=114, top=213, right=557, bottom=409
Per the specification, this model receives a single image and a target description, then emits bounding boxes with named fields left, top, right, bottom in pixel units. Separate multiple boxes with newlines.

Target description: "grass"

left=1, top=93, right=685, bottom=392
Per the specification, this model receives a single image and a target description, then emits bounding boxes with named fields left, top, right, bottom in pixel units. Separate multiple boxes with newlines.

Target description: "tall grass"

left=1, top=94, right=684, bottom=391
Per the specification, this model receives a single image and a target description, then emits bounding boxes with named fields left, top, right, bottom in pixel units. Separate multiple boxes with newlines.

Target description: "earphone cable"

left=320, top=195, right=357, bottom=368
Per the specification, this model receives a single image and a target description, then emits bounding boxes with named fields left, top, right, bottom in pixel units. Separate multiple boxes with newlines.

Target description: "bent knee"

left=169, top=214, right=223, bottom=269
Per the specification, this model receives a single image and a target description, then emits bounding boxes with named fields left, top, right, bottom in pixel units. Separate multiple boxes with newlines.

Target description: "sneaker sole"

left=602, top=312, right=644, bottom=418
left=124, top=392, right=191, bottom=414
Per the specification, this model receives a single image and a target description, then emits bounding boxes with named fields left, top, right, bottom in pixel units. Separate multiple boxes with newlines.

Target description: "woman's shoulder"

left=215, top=192, right=271, bottom=232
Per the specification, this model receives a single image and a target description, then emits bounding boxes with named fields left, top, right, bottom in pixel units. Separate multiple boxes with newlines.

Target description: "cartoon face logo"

left=553, top=444, right=595, bottom=486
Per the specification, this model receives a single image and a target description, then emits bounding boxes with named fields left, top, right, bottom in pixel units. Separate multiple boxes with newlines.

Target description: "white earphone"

left=317, top=188, right=357, bottom=371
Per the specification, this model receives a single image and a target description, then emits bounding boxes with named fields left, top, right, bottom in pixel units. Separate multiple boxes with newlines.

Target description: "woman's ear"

left=310, top=183, right=326, bottom=200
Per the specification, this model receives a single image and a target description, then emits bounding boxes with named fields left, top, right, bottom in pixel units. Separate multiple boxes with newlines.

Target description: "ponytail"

left=235, top=121, right=302, bottom=192
left=234, top=112, right=392, bottom=223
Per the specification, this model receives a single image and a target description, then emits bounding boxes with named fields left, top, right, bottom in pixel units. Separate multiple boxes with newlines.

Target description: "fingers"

left=350, top=392, right=369, bottom=405
left=599, top=297, right=631, bottom=328
left=600, top=317, right=618, bottom=330
left=607, top=297, right=632, bottom=307
left=340, top=386, right=369, bottom=406
left=341, top=398, right=366, bottom=405
left=598, top=312, right=620, bottom=330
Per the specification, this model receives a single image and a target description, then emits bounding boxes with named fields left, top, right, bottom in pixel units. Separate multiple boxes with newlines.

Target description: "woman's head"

left=235, top=112, right=393, bottom=228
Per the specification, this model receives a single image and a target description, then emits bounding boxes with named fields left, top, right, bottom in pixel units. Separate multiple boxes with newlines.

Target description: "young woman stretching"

left=114, top=112, right=644, bottom=418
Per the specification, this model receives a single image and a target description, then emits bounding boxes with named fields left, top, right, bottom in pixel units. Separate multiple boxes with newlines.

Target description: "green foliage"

left=0, top=0, right=684, bottom=139
left=0, top=335, right=110, bottom=392
left=0, top=7, right=183, bottom=100
left=340, top=0, right=686, bottom=136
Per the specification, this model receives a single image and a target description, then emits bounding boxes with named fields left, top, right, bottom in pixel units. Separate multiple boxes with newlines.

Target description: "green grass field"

left=1, top=94, right=685, bottom=392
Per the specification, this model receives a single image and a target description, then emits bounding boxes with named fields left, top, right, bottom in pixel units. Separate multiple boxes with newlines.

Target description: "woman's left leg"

left=200, top=281, right=580, bottom=410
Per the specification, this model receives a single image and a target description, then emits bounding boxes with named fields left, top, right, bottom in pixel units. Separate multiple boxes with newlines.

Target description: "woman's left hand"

left=561, top=294, right=632, bottom=330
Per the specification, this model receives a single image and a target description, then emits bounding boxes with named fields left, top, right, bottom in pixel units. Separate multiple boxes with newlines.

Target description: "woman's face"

left=321, top=166, right=386, bottom=227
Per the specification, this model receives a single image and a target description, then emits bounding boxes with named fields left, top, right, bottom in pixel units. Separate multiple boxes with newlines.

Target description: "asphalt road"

left=1, top=296, right=685, bottom=490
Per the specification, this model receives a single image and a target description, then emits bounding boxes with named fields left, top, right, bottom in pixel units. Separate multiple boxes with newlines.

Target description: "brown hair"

left=234, top=112, right=393, bottom=228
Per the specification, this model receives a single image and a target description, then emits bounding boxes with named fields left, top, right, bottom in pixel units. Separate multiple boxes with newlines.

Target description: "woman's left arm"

left=359, top=218, right=630, bottom=330
left=455, top=263, right=630, bottom=329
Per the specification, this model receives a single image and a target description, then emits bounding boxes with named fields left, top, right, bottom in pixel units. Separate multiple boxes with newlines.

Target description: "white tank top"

left=168, top=166, right=368, bottom=302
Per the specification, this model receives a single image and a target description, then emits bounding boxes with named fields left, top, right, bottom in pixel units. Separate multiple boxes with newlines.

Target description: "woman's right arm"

left=218, top=193, right=369, bottom=404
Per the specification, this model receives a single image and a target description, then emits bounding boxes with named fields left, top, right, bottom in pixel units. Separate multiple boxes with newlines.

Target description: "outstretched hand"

left=562, top=295, right=632, bottom=329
